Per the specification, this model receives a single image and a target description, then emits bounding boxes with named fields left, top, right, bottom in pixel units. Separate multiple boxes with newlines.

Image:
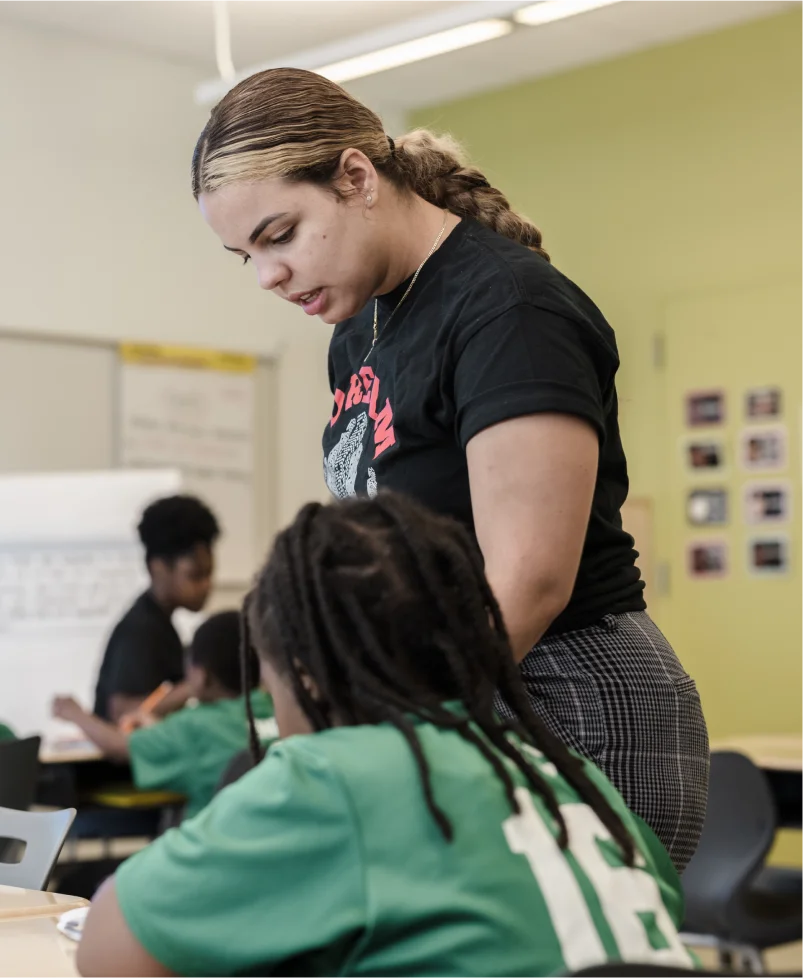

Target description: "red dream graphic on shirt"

left=330, top=366, right=396, bottom=459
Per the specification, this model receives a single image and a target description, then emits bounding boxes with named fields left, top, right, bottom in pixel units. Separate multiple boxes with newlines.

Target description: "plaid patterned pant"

left=495, top=611, right=710, bottom=872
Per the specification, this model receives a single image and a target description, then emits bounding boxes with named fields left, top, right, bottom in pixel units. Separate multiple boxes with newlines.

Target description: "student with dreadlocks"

left=78, top=493, right=696, bottom=978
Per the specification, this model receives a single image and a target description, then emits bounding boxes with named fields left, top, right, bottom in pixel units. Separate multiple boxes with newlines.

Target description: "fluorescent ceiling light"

left=514, top=0, right=622, bottom=27
left=317, top=19, right=513, bottom=84
left=195, top=0, right=629, bottom=105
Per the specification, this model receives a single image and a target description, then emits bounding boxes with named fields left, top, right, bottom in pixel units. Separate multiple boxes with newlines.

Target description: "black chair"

left=215, top=748, right=257, bottom=793
left=0, top=736, right=42, bottom=865
left=0, top=736, right=42, bottom=810
left=681, top=751, right=802, bottom=973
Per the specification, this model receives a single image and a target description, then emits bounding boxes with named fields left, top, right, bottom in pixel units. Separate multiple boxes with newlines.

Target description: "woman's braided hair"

left=192, top=67, right=548, bottom=260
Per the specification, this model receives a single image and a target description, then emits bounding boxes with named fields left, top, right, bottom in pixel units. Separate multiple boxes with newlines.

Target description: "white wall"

left=0, top=21, right=334, bottom=534
left=0, top=21, right=261, bottom=350
left=275, top=321, right=335, bottom=526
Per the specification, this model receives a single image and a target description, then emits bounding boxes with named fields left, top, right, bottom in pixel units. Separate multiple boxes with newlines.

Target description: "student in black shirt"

left=93, top=495, right=219, bottom=722
left=189, top=69, right=708, bottom=870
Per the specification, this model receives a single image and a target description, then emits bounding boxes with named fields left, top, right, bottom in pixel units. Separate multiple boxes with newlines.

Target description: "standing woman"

left=192, top=68, right=708, bottom=870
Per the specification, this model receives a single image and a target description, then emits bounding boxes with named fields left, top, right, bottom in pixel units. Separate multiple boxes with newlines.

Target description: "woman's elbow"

left=525, top=576, right=573, bottom=632
left=492, top=565, right=574, bottom=626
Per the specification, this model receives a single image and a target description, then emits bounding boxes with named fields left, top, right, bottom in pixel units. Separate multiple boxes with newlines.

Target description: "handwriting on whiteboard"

left=119, top=363, right=256, bottom=583
left=0, top=541, right=146, bottom=631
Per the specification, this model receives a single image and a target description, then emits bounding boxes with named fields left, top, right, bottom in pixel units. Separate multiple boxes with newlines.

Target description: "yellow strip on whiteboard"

left=119, top=343, right=256, bottom=373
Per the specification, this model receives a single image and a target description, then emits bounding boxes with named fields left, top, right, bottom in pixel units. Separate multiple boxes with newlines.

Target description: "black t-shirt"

left=322, top=218, right=645, bottom=636
left=93, top=590, right=185, bottom=719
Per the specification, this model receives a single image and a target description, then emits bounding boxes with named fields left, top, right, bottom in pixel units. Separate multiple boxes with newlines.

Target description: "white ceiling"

left=0, top=0, right=795, bottom=113
left=0, top=1, right=462, bottom=71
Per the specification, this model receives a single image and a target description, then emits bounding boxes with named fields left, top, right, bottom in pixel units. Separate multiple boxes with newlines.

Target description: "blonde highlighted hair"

left=192, top=68, right=549, bottom=261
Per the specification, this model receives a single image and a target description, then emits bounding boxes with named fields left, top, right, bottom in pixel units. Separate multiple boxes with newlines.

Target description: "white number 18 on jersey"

left=503, top=789, right=694, bottom=972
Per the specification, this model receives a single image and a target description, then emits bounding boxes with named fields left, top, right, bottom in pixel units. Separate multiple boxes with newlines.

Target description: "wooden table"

left=711, top=733, right=802, bottom=828
left=710, top=734, right=802, bottom=773
left=0, top=885, right=87, bottom=977
left=39, top=741, right=103, bottom=765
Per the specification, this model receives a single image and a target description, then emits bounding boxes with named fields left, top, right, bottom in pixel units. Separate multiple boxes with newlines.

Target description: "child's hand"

left=52, top=696, right=85, bottom=723
left=119, top=710, right=158, bottom=733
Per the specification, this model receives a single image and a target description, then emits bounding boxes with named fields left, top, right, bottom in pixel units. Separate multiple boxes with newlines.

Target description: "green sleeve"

left=128, top=710, right=196, bottom=795
left=0, top=723, right=16, bottom=741
left=114, top=739, right=366, bottom=977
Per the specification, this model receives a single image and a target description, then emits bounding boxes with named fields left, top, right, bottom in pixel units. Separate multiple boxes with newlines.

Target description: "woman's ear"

left=335, top=148, right=377, bottom=203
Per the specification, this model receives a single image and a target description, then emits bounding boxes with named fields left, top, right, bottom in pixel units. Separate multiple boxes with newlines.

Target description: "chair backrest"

left=682, top=751, right=776, bottom=935
left=0, top=806, right=76, bottom=889
left=0, top=736, right=42, bottom=810
left=215, top=748, right=256, bottom=794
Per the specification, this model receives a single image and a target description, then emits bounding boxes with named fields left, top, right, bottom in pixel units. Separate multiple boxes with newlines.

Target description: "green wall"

left=412, top=10, right=802, bottom=746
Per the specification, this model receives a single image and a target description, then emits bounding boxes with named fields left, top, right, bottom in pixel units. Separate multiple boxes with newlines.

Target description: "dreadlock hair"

left=241, top=491, right=635, bottom=863
left=240, top=594, right=264, bottom=765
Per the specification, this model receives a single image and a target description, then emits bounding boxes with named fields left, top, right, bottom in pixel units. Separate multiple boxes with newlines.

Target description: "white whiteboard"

left=0, top=329, right=278, bottom=603
left=0, top=469, right=181, bottom=740
left=119, top=351, right=257, bottom=585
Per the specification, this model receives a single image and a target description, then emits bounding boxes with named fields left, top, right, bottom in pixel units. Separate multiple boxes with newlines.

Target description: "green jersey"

left=128, top=691, right=276, bottom=819
left=0, top=722, right=15, bottom=741
left=116, top=719, right=695, bottom=977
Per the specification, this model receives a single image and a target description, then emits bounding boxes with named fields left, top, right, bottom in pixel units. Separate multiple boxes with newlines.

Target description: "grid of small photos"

left=683, top=387, right=789, bottom=580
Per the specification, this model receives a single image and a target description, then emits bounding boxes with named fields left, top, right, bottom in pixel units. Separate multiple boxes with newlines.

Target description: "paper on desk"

left=41, top=728, right=99, bottom=753
left=57, top=907, right=88, bottom=942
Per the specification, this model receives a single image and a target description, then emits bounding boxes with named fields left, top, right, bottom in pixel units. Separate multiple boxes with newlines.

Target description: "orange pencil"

left=119, top=681, right=174, bottom=733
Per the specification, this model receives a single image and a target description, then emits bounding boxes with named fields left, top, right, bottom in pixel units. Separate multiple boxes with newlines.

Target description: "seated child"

left=53, top=611, right=275, bottom=819
left=78, top=493, right=696, bottom=978
left=93, top=494, right=220, bottom=722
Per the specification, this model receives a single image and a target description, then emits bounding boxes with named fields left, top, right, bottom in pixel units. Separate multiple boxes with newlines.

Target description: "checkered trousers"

left=495, top=611, right=710, bottom=873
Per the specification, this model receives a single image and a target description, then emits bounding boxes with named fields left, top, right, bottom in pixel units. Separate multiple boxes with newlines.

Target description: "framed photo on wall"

left=747, top=536, right=789, bottom=576
left=687, top=488, right=728, bottom=526
left=741, top=425, right=787, bottom=471
left=687, top=539, right=728, bottom=579
left=686, top=389, right=725, bottom=427
left=744, top=482, right=791, bottom=524
left=684, top=439, right=725, bottom=473
left=745, top=386, right=782, bottom=421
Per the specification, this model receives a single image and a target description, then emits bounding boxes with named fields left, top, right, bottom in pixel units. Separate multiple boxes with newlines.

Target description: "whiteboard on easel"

left=0, top=468, right=181, bottom=739
left=118, top=344, right=257, bottom=585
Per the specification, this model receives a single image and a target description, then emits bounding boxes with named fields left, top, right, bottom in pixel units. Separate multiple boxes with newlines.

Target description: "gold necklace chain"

left=364, top=210, right=448, bottom=361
